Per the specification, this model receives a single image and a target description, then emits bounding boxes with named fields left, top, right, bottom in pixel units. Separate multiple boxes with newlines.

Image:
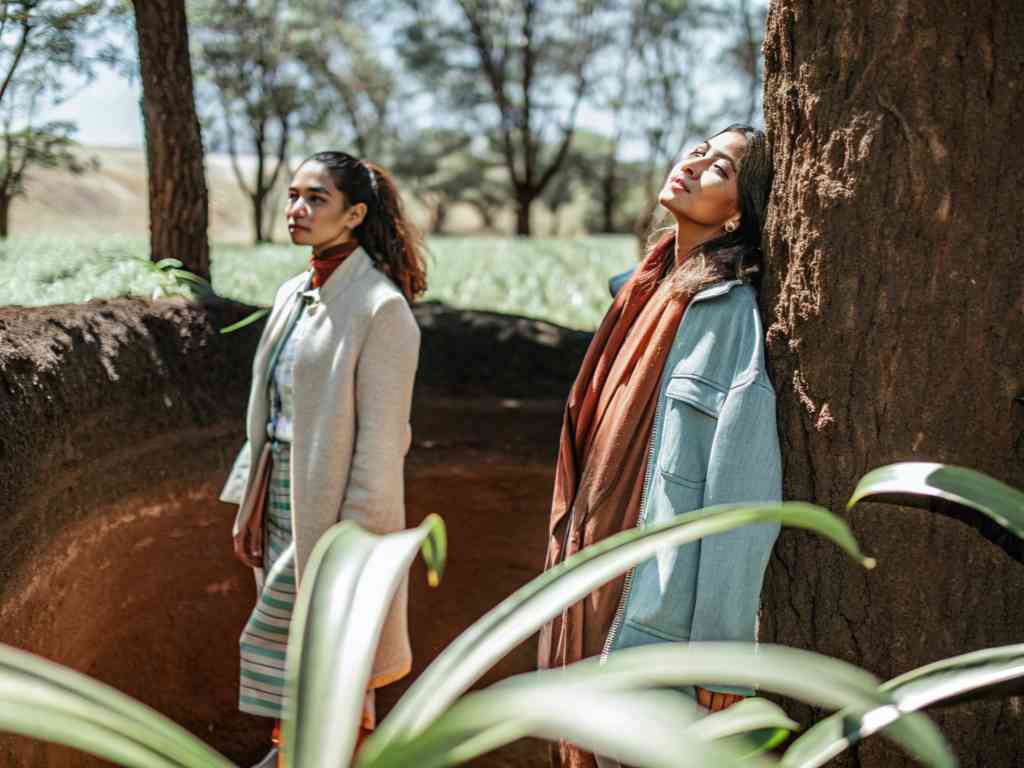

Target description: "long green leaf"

left=783, top=644, right=1024, bottom=768
left=684, top=697, right=799, bottom=744
left=368, top=502, right=873, bottom=756
left=0, top=645, right=233, bottom=767
left=365, top=681, right=761, bottom=768
left=220, top=308, right=271, bottom=334
left=849, top=463, right=1024, bottom=541
left=283, top=515, right=446, bottom=768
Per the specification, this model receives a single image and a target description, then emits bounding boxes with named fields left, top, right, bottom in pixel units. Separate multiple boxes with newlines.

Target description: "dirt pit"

left=3, top=395, right=563, bottom=768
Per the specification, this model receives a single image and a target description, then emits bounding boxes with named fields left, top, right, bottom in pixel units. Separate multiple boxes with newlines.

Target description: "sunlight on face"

left=658, top=131, right=747, bottom=228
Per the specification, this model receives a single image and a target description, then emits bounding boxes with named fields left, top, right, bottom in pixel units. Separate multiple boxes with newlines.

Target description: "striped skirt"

left=238, top=441, right=376, bottom=728
left=239, top=440, right=297, bottom=718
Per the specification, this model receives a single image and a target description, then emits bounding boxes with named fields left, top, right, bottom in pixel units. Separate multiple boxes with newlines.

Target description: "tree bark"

left=132, top=0, right=210, bottom=279
left=515, top=191, right=532, bottom=237
left=0, top=194, right=9, bottom=239
left=760, top=2, right=1024, bottom=766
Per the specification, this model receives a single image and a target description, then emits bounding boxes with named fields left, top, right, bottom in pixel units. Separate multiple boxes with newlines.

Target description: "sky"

left=44, top=68, right=145, bottom=148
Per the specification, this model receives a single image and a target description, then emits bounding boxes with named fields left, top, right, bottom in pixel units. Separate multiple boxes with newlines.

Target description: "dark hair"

left=647, top=123, right=773, bottom=296
left=303, top=151, right=427, bottom=301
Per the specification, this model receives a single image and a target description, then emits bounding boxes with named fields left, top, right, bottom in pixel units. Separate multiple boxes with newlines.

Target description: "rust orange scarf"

left=538, top=234, right=689, bottom=767
left=310, top=239, right=360, bottom=289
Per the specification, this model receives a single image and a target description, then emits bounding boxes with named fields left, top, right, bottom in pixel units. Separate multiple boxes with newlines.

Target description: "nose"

left=288, top=197, right=308, bottom=220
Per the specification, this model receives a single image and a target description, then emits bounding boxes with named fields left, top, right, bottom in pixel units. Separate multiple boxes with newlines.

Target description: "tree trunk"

left=515, top=190, right=532, bottom=236
left=0, top=194, right=9, bottom=239
left=132, top=0, right=210, bottom=280
left=252, top=192, right=268, bottom=244
left=760, top=3, right=1024, bottom=766
left=432, top=200, right=448, bottom=235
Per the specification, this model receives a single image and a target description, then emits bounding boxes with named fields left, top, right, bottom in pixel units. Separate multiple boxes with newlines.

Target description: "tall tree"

left=0, top=0, right=117, bottom=238
left=760, top=2, right=1024, bottom=766
left=131, top=0, right=209, bottom=278
left=190, top=0, right=303, bottom=244
left=398, top=0, right=614, bottom=236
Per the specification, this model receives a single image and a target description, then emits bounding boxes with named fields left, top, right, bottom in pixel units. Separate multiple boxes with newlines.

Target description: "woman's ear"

left=345, top=202, right=368, bottom=229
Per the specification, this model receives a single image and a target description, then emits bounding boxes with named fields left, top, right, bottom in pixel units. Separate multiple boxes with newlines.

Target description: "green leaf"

left=849, top=462, right=1024, bottom=541
left=365, top=679, right=761, bottom=768
left=778, top=647, right=1024, bottom=768
left=220, top=308, right=271, bottom=335
left=283, top=515, right=446, bottom=768
left=784, top=645, right=1024, bottom=768
left=0, top=644, right=233, bottom=767
left=366, top=502, right=873, bottom=756
left=154, top=258, right=184, bottom=270
left=684, top=697, right=799, bottom=745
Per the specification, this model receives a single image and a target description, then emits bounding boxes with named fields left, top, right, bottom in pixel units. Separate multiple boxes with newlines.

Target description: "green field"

left=0, top=235, right=637, bottom=330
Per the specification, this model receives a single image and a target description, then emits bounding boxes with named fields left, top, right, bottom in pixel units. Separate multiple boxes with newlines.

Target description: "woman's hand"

left=233, top=513, right=263, bottom=569
left=695, top=686, right=744, bottom=712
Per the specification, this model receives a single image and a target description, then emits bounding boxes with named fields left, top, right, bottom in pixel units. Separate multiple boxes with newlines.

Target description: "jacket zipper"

left=599, top=386, right=665, bottom=662
left=598, top=283, right=736, bottom=663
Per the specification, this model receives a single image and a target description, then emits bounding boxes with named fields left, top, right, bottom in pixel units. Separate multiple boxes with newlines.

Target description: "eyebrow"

left=288, top=185, right=332, bottom=195
left=688, top=143, right=739, bottom=171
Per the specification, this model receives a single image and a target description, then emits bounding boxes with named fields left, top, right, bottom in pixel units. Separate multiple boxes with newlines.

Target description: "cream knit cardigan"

left=232, top=247, right=420, bottom=688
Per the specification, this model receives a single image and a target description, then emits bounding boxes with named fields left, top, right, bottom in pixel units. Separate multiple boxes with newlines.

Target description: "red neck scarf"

left=310, top=240, right=360, bottom=289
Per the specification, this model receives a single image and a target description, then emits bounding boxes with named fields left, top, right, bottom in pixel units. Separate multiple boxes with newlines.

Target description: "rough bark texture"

left=132, top=0, right=210, bottom=278
left=760, top=2, right=1024, bottom=766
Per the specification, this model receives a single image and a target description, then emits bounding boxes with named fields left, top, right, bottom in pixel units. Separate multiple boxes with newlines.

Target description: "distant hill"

left=7, top=145, right=589, bottom=242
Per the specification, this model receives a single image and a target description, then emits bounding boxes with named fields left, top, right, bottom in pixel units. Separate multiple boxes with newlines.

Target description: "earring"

left=725, top=221, right=738, bottom=233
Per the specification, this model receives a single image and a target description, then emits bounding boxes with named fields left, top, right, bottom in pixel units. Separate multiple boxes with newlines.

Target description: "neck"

left=312, top=232, right=354, bottom=258
left=672, top=214, right=723, bottom=267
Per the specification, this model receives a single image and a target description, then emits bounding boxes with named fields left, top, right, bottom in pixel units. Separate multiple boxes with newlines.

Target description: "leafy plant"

left=0, top=464, right=1020, bottom=767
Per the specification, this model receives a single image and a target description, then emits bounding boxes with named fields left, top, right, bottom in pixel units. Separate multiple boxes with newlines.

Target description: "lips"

left=670, top=176, right=690, bottom=193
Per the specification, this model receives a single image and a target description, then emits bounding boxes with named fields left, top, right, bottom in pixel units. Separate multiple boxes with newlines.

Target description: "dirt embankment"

left=0, top=297, right=589, bottom=767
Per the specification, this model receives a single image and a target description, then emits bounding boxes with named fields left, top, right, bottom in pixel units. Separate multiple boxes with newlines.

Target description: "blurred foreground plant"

left=0, top=464, right=1019, bottom=767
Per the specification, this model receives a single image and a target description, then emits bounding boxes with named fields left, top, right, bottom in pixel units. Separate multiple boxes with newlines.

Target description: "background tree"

left=296, top=11, right=399, bottom=161
left=0, top=0, right=117, bottom=238
left=131, top=0, right=209, bottom=278
left=397, top=0, right=617, bottom=236
left=391, top=128, right=504, bottom=235
left=190, top=0, right=306, bottom=244
left=759, top=1, right=1024, bottom=766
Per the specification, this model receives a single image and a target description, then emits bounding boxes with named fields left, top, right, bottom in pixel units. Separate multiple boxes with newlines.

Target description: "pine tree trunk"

left=132, top=0, right=210, bottom=279
left=760, top=2, right=1024, bottom=766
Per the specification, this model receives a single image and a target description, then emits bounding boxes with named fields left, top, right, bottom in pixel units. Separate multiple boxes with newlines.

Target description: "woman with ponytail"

left=538, top=125, right=781, bottom=768
left=223, top=151, right=426, bottom=767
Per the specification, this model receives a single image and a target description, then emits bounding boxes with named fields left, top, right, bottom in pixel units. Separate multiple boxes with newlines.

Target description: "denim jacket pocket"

left=657, top=374, right=724, bottom=485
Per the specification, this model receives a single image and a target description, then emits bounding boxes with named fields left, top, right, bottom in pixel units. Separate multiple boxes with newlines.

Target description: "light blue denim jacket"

left=603, top=271, right=782, bottom=696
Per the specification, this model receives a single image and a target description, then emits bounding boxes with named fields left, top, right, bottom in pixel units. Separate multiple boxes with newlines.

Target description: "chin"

left=658, top=191, right=687, bottom=217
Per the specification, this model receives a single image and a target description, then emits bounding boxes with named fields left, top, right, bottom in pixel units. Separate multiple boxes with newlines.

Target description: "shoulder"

left=360, top=269, right=420, bottom=342
left=686, top=281, right=762, bottom=336
left=673, top=281, right=769, bottom=387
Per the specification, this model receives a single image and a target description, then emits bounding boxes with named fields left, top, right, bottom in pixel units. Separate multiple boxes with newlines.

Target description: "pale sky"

left=43, top=68, right=144, bottom=148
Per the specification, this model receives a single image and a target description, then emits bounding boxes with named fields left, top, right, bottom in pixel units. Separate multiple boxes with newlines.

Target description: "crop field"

left=0, top=234, right=637, bottom=330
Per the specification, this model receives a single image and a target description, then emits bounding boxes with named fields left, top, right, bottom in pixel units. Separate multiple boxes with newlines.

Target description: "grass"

left=1, top=234, right=637, bottom=330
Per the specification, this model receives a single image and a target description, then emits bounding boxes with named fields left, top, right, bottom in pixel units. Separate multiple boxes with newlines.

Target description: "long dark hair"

left=303, top=151, right=427, bottom=302
left=648, top=123, right=773, bottom=296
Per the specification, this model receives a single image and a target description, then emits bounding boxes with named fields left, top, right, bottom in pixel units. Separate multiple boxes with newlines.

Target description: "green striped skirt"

left=239, top=440, right=296, bottom=718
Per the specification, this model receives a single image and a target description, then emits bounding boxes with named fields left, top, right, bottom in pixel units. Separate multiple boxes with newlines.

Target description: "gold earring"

left=725, top=221, right=738, bottom=233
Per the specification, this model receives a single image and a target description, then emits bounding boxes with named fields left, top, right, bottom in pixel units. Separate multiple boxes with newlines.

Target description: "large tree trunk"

left=760, top=2, right=1024, bottom=766
left=132, top=0, right=210, bottom=279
